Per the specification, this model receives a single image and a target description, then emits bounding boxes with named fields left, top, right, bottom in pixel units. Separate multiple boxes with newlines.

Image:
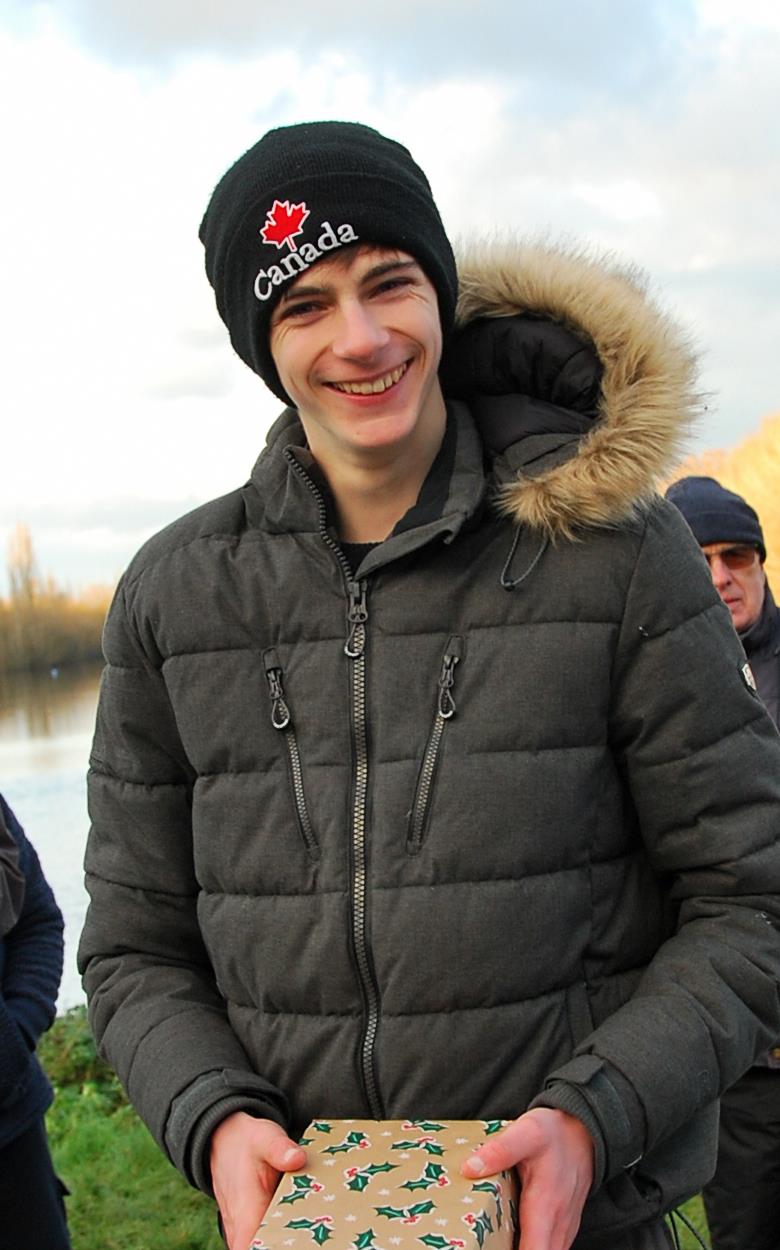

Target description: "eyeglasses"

left=702, top=545, right=760, bottom=571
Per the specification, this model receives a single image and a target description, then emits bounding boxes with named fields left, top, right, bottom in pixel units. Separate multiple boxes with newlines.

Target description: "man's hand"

left=461, top=1109, right=594, bottom=1250
left=210, top=1113, right=307, bottom=1250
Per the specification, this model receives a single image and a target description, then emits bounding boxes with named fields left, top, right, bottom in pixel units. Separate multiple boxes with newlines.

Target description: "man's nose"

left=331, top=300, right=389, bottom=359
left=708, top=554, right=732, bottom=592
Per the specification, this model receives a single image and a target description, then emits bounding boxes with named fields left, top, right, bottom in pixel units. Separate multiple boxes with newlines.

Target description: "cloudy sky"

left=1, top=0, right=778, bottom=593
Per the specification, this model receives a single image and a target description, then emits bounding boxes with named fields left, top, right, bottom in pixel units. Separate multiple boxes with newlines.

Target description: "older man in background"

left=666, top=474, right=780, bottom=1250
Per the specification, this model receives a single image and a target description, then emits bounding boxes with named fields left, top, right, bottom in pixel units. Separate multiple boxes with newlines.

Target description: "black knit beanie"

left=199, top=121, right=458, bottom=403
left=665, top=475, right=766, bottom=560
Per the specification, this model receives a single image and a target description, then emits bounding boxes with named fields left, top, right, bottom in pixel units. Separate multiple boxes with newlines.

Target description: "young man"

left=666, top=475, right=780, bottom=1250
left=79, top=122, right=780, bottom=1250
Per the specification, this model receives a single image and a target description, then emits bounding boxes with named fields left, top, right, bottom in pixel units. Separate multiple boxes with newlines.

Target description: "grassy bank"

left=40, top=1008, right=709, bottom=1250
left=41, top=1008, right=221, bottom=1250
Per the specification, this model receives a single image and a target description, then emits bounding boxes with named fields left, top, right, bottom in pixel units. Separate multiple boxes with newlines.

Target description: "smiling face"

left=701, top=541, right=766, bottom=632
left=268, top=245, right=446, bottom=476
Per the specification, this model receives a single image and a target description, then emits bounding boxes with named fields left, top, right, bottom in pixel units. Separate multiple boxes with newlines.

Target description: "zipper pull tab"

left=345, top=580, right=368, bottom=658
left=263, top=649, right=291, bottom=729
left=438, top=637, right=462, bottom=719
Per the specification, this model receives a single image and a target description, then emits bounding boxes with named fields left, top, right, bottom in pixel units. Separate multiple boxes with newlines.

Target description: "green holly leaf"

left=482, top=1121, right=504, bottom=1136
left=408, top=1202, right=435, bottom=1217
left=313, top=1122, right=332, bottom=1133
left=401, top=1179, right=432, bottom=1192
left=472, top=1213, right=493, bottom=1249
left=408, top=1121, right=445, bottom=1132
left=347, top=1174, right=371, bottom=1192
left=281, top=1175, right=319, bottom=1204
left=366, top=1163, right=396, bottom=1175
left=313, top=1225, right=332, bottom=1245
left=421, top=1142, right=444, bottom=1156
left=391, top=1139, right=418, bottom=1151
left=299, top=1137, right=313, bottom=1146
left=471, top=1183, right=498, bottom=1196
left=375, top=1206, right=405, bottom=1221
left=353, top=1232, right=377, bottom=1250
left=287, top=1220, right=315, bottom=1230
left=425, top=1164, right=446, bottom=1181
left=324, top=1130, right=368, bottom=1155
left=418, top=1237, right=451, bottom=1249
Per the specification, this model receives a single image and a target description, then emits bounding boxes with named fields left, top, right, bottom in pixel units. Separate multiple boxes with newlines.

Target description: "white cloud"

left=0, top=2, right=778, bottom=592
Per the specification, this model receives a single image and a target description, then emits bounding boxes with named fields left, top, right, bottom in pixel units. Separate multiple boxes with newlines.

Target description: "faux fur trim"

left=455, top=238, right=703, bottom=539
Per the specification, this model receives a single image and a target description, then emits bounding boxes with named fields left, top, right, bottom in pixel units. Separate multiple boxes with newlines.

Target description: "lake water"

left=0, top=664, right=102, bottom=1010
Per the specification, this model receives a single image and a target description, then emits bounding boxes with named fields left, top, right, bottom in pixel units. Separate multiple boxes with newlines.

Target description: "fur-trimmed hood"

left=442, top=239, right=702, bottom=539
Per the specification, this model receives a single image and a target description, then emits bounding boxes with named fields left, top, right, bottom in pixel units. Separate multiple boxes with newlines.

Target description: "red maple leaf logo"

left=260, top=199, right=310, bottom=252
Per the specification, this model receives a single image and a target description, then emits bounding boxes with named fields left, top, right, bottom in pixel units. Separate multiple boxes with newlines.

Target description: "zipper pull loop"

left=345, top=580, right=368, bottom=658
left=437, top=636, right=463, bottom=719
left=263, top=649, right=291, bottom=729
left=438, top=654, right=459, bottom=719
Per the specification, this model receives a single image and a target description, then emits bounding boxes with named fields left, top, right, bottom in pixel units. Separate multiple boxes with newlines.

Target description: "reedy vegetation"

left=0, top=524, right=112, bottom=674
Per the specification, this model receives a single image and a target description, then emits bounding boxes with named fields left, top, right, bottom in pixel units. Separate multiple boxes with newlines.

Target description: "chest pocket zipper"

left=263, top=649, right=320, bottom=861
left=407, top=635, right=463, bottom=855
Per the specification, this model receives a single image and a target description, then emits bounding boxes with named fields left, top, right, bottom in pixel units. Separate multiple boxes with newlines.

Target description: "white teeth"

left=332, top=363, right=407, bottom=395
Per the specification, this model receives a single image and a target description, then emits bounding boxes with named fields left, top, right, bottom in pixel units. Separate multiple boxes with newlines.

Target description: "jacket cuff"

left=529, top=1054, right=647, bottom=1188
left=5, top=990, right=53, bottom=1049
left=164, top=1068, right=290, bottom=1193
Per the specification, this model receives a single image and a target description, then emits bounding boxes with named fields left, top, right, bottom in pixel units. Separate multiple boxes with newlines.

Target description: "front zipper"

left=283, top=448, right=384, bottom=1119
left=407, top=636, right=463, bottom=855
left=344, top=578, right=383, bottom=1119
left=263, top=649, right=320, bottom=861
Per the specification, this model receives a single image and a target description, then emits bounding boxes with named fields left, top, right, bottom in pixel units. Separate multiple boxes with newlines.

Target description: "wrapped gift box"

left=252, top=1119, right=519, bottom=1250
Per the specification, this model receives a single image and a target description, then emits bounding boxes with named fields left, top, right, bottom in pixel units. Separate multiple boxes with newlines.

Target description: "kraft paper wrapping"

left=251, top=1119, right=519, bottom=1250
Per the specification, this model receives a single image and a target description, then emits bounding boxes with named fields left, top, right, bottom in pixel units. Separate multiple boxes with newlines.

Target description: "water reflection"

left=0, top=663, right=103, bottom=745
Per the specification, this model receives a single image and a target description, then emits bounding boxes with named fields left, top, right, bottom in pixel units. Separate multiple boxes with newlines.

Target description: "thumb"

left=461, top=1118, right=539, bottom=1178
left=260, top=1123, right=307, bottom=1172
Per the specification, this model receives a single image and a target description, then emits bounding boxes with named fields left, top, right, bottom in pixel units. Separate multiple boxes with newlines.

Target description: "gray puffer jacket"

left=79, top=241, right=780, bottom=1246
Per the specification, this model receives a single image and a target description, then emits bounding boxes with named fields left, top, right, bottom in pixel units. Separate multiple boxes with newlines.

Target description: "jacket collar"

left=247, top=401, right=487, bottom=571
left=740, top=584, right=780, bottom=657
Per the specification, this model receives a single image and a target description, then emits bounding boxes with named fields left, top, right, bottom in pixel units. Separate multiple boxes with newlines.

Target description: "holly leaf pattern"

left=353, top=1233, right=378, bottom=1250
left=375, top=1207, right=405, bottom=1221
left=280, top=1175, right=323, bottom=1204
left=324, top=1130, right=370, bottom=1155
left=346, top=1173, right=371, bottom=1193
left=463, top=1211, right=493, bottom=1249
left=260, top=199, right=310, bottom=251
left=408, top=1203, right=436, bottom=1218
left=402, top=1162, right=448, bottom=1191
left=481, top=1121, right=504, bottom=1136
left=391, top=1138, right=444, bottom=1157
left=375, top=1201, right=435, bottom=1223
left=286, top=1219, right=333, bottom=1245
left=346, top=1162, right=397, bottom=1191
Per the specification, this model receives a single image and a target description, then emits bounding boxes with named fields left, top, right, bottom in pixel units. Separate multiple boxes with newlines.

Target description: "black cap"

left=199, top=121, right=458, bottom=403
left=665, top=475, right=766, bottom=560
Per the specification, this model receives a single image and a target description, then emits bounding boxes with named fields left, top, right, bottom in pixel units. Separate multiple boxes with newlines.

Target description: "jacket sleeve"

left=78, top=576, right=290, bottom=1192
left=531, top=500, right=780, bottom=1186
left=0, top=797, right=63, bottom=1046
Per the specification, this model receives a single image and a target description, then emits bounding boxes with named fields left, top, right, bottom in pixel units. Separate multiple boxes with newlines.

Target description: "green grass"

left=40, top=1007, right=710, bottom=1249
left=41, top=1007, right=222, bottom=1250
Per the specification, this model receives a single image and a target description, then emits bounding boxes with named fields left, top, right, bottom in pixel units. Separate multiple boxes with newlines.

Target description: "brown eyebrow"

left=276, top=258, right=419, bottom=307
